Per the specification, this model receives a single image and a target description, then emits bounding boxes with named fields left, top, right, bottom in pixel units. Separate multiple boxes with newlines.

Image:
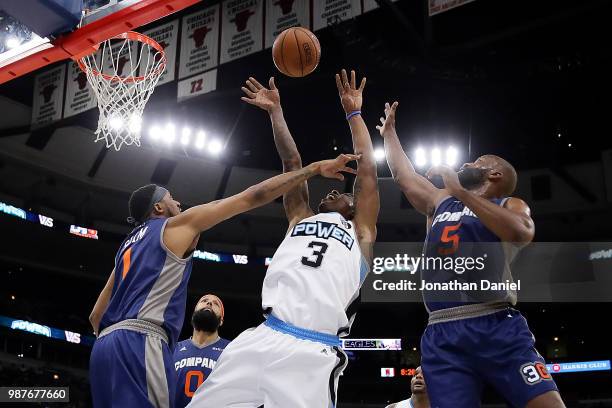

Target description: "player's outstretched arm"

left=241, top=76, right=313, bottom=228
left=377, top=101, right=447, bottom=216
left=89, top=269, right=115, bottom=336
left=335, top=69, right=379, bottom=254
left=163, top=154, right=359, bottom=257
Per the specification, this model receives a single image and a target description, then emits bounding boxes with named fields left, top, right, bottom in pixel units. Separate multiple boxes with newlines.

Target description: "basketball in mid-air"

left=272, top=27, right=321, bottom=78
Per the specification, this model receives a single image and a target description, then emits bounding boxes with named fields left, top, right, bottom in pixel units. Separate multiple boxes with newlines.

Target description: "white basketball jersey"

left=262, top=212, right=368, bottom=336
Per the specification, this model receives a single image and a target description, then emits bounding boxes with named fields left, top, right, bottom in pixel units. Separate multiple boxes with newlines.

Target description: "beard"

left=457, top=167, right=488, bottom=190
left=191, top=309, right=220, bottom=332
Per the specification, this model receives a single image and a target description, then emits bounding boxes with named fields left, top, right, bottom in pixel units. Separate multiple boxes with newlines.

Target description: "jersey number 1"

left=301, top=241, right=328, bottom=268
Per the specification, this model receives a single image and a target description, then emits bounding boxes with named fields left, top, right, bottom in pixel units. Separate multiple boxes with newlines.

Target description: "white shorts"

left=187, top=321, right=348, bottom=408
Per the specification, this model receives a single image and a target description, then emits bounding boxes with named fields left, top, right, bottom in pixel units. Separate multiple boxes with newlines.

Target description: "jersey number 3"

left=301, top=241, right=328, bottom=268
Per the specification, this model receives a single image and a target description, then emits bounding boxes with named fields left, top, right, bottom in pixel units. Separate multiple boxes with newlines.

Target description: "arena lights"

left=109, top=115, right=123, bottom=131
left=164, top=123, right=176, bottom=144
left=412, top=146, right=460, bottom=168
left=208, top=139, right=223, bottom=155
left=195, top=130, right=206, bottom=149
left=147, top=124, right=223, bottom=155
left=181, top=127, right=191, bottom=146
left=149, top=125, right=162, bottom=140
left=374, top=147, right=385, bottom=162
left=128, top=114, right=142, bottom=134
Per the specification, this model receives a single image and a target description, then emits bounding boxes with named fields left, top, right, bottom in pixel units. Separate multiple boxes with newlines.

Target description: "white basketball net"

left=78, top=32, right=166, bottom=151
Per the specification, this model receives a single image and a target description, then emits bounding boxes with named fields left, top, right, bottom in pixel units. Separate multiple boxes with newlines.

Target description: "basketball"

left=272, top=27, right=321, bottom=78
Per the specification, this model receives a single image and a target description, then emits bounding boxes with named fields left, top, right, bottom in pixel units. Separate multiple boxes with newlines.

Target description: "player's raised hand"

left=317, top=153, right=361, bottom=181
left=241, top=76, right=281, bottom=113
left=335, top=69, right=366, bottom=114
left=376, top=101, right=399, bottom=137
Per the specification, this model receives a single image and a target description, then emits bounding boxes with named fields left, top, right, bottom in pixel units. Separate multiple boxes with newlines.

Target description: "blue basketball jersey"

left=99, top=218, right=193, bottom=349
left=173, top=337, right=230, bottom=407
left=422, top=196, right=519, bottom=312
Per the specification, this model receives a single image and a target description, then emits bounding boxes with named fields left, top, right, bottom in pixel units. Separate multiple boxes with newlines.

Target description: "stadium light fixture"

left=109, top=116, right=123, bottom=131
left=164, top=123, right=176, bottom=144
left=208, top=139, right=223, bottom=155
left=374, top=147, right=385, bottom=162
left=195, top=130, right=206, bottom=149
left=149, top=125, right=161, bottom=141
left=414, top=148, right=427, bottom=168
left=181, top=127, right=191, bottom=146
left=445, top=146, right=458, bottom=166
left=128, top=114, right=142, bottom=133
left=431, top=147, right=442, bottom=166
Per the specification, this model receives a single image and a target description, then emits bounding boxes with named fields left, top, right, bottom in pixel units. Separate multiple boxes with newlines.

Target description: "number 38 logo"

left=520, top=362, right=552, bottom=385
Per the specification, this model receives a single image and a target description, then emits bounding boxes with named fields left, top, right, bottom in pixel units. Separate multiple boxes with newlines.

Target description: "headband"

left=127, top=185, right=169, bottom=225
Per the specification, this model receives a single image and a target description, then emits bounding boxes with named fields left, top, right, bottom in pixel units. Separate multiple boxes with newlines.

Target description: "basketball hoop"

left=75, top=31, right=166, bottom=151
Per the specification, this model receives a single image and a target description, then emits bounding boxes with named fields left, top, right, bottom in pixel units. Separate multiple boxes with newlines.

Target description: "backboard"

left=0, top=0, right=200, bottom=84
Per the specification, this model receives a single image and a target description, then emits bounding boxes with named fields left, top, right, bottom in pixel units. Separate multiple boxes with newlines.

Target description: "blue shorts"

left=421, top=308, right=558, bottom=408
left=90, top=329, right=176, bottom=408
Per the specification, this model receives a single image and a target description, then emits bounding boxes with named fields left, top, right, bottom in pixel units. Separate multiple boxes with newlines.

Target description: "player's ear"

left=152, top=202, right=164, bottom=215
left=219, top=318, right=224, bottom=327
left=488, top=169, right=503, bottom=182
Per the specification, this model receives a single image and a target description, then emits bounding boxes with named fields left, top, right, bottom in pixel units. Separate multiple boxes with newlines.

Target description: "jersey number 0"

left=301, top=241, right=328, bottom=268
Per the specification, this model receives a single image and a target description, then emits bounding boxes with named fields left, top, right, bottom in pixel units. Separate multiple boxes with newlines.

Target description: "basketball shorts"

left=421, top=308, right=558, bottom=408
left=187, top=315, right=348, bottom=408
left=90, top=322, right=176, bottom=408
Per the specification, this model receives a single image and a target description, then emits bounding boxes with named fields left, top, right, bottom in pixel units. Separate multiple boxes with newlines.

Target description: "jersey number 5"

left=438, top=223, right=461, bottom=255
left=301, top=241, right=328, bottom=268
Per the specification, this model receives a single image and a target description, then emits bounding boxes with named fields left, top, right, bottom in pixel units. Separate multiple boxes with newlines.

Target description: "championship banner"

left=179, top=5, right=220, bottom=80
left=264, top=0, right=310, bottom=49
left=429, top=0, right=476, bottom=16
left=139, top=20, right=179, bottom=86
left=220, top=0, right=263, bottom=64
left=363, top=0, right=399, bottom=13
left=31, top=65, right=66, bottom=128
left=177, top=69, right=217, bottom=102
left=63, top=59, right=98, bottom=118
left=313, top=0, right=361, bottom=31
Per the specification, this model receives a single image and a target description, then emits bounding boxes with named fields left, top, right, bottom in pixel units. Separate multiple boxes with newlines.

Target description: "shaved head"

left=481, top=155, right=517, bottom=196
